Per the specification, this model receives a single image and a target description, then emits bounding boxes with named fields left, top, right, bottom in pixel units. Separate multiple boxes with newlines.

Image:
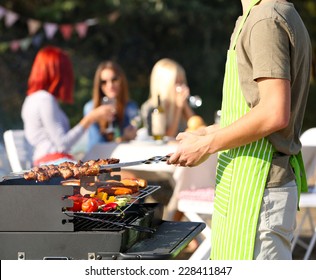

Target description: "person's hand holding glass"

left=175, top=84, right=202, bottom=108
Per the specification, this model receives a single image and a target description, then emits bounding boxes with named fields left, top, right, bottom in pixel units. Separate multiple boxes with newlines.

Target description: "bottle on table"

left=151, top=94, right=166, bottom=141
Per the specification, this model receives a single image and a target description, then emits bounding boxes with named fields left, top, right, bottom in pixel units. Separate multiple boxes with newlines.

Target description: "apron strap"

left=231, top=0, right=262, bottom=50
left=290, top=151, right=308, bottom=210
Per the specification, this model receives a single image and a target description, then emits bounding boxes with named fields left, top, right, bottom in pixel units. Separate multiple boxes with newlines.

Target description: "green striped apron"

left=210, top=0, right=307, bottom=260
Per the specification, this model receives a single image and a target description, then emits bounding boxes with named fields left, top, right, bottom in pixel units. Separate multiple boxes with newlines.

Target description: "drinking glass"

left=102, top=96, right=116, bottom=138
left=175, top=85, right=202, bottom=108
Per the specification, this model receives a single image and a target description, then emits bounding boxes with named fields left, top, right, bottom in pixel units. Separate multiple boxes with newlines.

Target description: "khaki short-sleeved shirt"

left=230, top=1, right=312, bottom=187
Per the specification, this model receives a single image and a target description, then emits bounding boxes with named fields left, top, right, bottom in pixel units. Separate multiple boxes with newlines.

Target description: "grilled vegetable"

left=81, top=198, right=102, bottom=212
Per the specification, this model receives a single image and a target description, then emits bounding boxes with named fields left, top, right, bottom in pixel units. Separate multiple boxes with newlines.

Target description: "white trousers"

left=253, top=180, right=298, bottom=260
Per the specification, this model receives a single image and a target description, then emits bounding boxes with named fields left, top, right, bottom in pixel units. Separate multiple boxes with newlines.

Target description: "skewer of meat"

left=23, top=158, right=119, bottom=181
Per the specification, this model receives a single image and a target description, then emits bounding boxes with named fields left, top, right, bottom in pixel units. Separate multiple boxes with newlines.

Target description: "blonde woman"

left=141, top=58, right=195, bottom=138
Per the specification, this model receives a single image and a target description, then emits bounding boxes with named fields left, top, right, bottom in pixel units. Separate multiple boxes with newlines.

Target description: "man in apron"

left=168, top=0, right=312, bottom=260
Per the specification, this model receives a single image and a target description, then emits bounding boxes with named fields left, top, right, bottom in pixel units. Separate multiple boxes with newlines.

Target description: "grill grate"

left=67, top=212, right=140, bottom=231
left=63, top=203, right=160, bottom=232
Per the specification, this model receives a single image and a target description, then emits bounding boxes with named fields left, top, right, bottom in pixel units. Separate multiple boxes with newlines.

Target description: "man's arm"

left=168, top=77, right=291, bottom=166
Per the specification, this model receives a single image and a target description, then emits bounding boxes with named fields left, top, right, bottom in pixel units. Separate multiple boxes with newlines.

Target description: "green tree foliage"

left=0, top=0, right=315, bottom=134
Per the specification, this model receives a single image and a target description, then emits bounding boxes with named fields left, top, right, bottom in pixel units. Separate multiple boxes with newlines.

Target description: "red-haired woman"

left=83, top=60, right=139, bottom=151
left=21, top=46, right=115, bottom=166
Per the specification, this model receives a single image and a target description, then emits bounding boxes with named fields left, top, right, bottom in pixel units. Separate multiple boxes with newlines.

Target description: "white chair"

left=3, top=130, right=33, bottom=172
left=292, top=192, right=316, bottom=259
left=300, top=128, right=316, bottom=146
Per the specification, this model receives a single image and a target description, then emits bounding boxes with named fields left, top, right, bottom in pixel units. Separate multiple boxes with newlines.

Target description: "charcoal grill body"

left=0, top=178, right=205, bottom=260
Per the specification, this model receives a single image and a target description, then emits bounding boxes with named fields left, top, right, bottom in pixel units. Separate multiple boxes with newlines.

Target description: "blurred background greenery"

left=0, top=0, right=315, bottom=136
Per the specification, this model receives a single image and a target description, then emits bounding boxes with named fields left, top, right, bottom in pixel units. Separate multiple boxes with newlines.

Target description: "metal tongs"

left=99, top=155, right=170, bottom=170
left=1, top=155, right=170, bottom=181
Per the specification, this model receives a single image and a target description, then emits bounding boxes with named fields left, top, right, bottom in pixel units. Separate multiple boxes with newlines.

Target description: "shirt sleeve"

left=83, top=100, right=105, bottom=151
left=39, top=95, right=84, bottom=153
left=250, top=18, right=291, bottom=81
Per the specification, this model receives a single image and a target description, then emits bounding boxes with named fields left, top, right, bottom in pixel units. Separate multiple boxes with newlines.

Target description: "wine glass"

left=102, top=96, right=116, bottom=106
left=175, top=85, right=202, bottom=108
left=102, top=96, right=116, bottom=136
left=130, top=114, right=142, bottom=129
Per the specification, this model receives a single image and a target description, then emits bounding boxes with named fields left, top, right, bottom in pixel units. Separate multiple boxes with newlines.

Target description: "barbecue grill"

left=0, top=171, right=205, bottom=260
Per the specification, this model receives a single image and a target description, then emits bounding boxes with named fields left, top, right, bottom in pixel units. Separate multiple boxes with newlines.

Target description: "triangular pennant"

left=108, top=11, right=120, bottom=23
left=85, top=18, right=98, bottom=26
left=20, top=37, right=32, bottom=51
left=0, top=42, right=9, bottom=53
left=43, top=22, right=58, bottom=39
left=60, top=24, right=73, bottom=40
left=10, top=40, right=20, bottom=52
left=32, top=33, right=44, bottom=47
left=75, top=22, right=88, bottom=38
left=27, top=19, right=41, bottom=35
left=5, top=10, right=19, bottom=27
left=0, top=6, right=6, bottom=20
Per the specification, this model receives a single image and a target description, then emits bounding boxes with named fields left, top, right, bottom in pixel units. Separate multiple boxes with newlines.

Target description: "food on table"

left=186, top=115, right=206, bottom=132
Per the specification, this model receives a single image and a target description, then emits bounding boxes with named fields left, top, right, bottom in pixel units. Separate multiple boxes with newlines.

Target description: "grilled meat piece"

left=85, top=164, right=100, bottom=176
left=23, top=170, right=37, bottom=180
left=46, top=167, right=61, bottom=178
left=36, top=170, right=50, bottom=182
left=72, top=165, right=81, bottom=179
left=58, top=166, right=74, bottom=180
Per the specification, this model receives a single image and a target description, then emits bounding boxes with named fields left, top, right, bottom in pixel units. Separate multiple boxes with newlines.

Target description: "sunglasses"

left=100, top=76, right=119, bottom=86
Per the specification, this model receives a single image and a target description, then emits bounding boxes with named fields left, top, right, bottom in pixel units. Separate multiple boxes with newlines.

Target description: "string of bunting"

left=0, top=5, right=101, bottom=52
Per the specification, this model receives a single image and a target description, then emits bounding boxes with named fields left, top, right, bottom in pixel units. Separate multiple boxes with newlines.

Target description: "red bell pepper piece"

left=81, top=198, right=100, bottom=212
left=100, top=202, right=118, bottom=212
left=67, top=194, right=87, bottom=212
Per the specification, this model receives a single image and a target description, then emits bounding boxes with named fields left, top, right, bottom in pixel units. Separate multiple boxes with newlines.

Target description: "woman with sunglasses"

left=83, top=60, right=139, bottom=151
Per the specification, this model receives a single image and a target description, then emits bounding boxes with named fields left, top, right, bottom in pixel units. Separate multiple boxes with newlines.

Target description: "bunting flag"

left=20, top=37, right=32, bottom=51
left=43, top=22, right=58, bottom=39
left=59, top=24, right=73, bottom=40
left=10, top=40, right=20, bottom=52
left=75, top=22, right=88, bottom=38
left=0, top=5, right=101, bottom=52
left=0, top=6, right=5, bottom=20
left=27, top=19, right=41, bottom=35
left=4, top=10, right=19, bottom=27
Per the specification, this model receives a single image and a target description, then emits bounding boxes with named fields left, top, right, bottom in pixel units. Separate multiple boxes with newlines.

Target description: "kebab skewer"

left=23, top=158, right=120, bottom=182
